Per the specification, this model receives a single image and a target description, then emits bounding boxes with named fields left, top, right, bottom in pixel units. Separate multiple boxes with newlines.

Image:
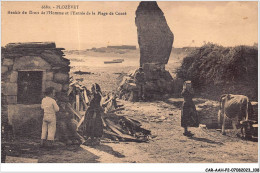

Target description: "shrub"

left=176, top=43, right=258, bottom=100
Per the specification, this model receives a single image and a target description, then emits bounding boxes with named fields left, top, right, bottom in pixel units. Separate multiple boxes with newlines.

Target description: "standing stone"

left=135, top=1, right=174, bottom=66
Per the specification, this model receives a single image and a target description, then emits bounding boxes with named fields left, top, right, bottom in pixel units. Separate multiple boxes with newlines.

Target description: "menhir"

left=118, top=1, right=175, bottom=101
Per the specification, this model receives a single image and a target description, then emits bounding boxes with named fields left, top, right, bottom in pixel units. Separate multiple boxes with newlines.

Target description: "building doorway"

left=17, top=71, right=43, bottom=104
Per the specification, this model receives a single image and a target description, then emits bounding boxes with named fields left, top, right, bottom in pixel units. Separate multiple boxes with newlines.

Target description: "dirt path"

left=110, top=99, right=258, bottom=163
left=5, top=98, right=258, bottom=163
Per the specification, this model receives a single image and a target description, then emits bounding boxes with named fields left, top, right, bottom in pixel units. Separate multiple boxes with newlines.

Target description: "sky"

left=1, top=1, right=258, bottom=50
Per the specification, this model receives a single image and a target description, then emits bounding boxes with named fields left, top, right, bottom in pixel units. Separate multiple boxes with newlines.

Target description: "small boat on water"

left=104, top=59, right=124, bottom=64
left=74, top=70, right=93, bottom=75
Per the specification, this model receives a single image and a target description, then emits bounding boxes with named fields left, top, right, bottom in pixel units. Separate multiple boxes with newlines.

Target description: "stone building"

left=1, top=42, right=70, bottom=136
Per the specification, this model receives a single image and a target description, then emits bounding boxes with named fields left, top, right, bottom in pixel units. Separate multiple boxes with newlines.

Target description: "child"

left=181, top=81, right=199, bottom=137
left=40, top=87, right=59, bottom=148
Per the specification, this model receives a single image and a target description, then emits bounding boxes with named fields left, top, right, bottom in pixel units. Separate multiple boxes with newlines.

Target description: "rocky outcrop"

left=118, top=69, right=174, bottom=101
left=135, top=1, right=174, bottom=66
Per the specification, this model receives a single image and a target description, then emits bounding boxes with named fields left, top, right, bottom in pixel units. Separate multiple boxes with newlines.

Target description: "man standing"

left=134, top=67, right=146, bottom=101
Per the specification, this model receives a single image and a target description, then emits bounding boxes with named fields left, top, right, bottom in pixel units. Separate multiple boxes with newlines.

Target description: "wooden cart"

left=240, top=101, right=258, bottom=139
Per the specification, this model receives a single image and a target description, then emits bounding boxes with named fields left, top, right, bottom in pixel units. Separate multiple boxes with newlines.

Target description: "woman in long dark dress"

left=84, top=83, right=104, bottom=145
left=181, top=81, right=199, bottom=137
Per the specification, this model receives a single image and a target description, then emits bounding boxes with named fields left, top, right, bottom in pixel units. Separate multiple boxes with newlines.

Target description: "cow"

left=218, top=94, right=253, bottom=136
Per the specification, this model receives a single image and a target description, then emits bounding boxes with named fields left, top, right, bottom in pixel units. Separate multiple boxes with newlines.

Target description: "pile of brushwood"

left=102, top=113, right=151, bottom=142
left=176, top=43, right=258, bottom=101
left=95, top=93, right=151, bottom=142
left=68, top=79, right=151, bottom=143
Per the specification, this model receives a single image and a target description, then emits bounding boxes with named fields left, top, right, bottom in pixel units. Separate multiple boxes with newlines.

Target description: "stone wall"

left=8, top=104, right=43, bottom=136
left=196, top=100, right=220, bottom=128
left=1, top=42, right=70, bottom=135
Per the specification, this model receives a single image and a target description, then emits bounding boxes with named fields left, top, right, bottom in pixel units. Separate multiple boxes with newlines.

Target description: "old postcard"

left=1, top=1, right=259, bottom=172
